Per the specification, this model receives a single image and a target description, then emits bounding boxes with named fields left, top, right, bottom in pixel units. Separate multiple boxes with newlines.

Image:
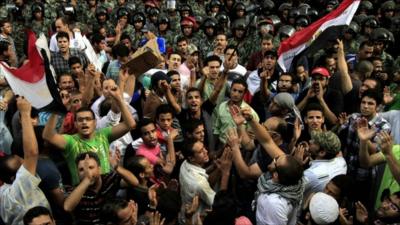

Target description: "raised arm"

left=241, top=107, right=285, bottom=159
left=337, top=39, right=353, bottom=95
left=357, top=118, right=384, bottom=168
left=380, top=131, right=400, bottom=183
left=108, top=86, right=136, bottom=141
left=161, top=129, right=178, bottom=174
left=109, top=148, right=139, bottom=187
left=64, top=154, right=93, bottom=212
left=18, top=97, right=38, bottom=175
left=42, top=113, right=67, bottom=150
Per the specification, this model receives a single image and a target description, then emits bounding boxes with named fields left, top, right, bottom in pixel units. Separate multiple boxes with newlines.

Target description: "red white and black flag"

left=278, top=0, right=360, bottom=72
left=0, top=31, right=66, bottom=113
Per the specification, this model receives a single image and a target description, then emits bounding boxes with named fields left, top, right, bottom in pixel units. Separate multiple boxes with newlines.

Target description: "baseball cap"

left=311, top=131, right=341, bottom=155
left=309, top=192, right=339, bottom=224
left=311, top=67, right=330, bottom=78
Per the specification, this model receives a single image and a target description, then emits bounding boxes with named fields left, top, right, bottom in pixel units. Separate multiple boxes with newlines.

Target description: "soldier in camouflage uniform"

left=93, top=6, right=115, bottom=37
left=190, top=0, right=207, bottom=17
left=29, top=2, right=51, bottom=38
left=156, top=14, right=174, bottom=48
left=131, top=12, right=146, bottom=49
left=228, top=19, right=254, bottom=66
left=177, top=16, right=201, bottom=47
left=8, top=0, right=30, bottom=61
left=198, top=17, right=218, bottom=58
left=371, top=28, right=395, bottom=71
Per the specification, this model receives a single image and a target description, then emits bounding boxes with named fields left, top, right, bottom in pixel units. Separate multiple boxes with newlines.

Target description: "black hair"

left=279, top=72, right=295, bottom=84
left=155, top=104, right=175, bottom=120
left=277, top=155, right=304, bottom=186
left=204, top=55, right=222, bottom=66
left=112, top=43, right=129, bottom=58
left=101, top=198, right=129, bottom=224
left=223, top=44, right=237, bottom=54
left=68, top=56, right=82, bottom=67
left=262, top=33, right=274, bottom=41
left=329, top=174, right=354, bottom=201
left=120, top=32, right=132, bottom=42
left=0, top=39, right=10, bottom=55
left=56, top=31, right=69, bottom=41
left=99, top=98, right=112, bottom=117
left=156, top=188, right=182, bottom=223
left=0, top=154, right=18, bottom=184
left=23, top=206, right=53, bottom=225
left=203, top=191, right=238, bottom=225
left=305, top=103, right=324, bottom=114
left=364, top=77, right=382, bottom=92
left=181, top=140, right=198, bottom=159
left=176, top=36, right=188, bottom=44
left=361, top=89, right=383, bottom=106
left=138, top=117, right=155, bottom=134
left=125, top=156, right=146, bottom=178
left=74, top=106, right=95, bottom=121
left=183, top=119, right=204, bottom=136
left=230, top=77, right=248, bottom=92
left=359, top=40, right=374, bottom=50
left=75, top=151, right=100, bottom=166
left=167, top=70, right=180, bottom=78
left=57, top=73, right=73, bottom=83
left=91, top=33, right=105, bottom=45
left=167, top=51, right=182, bottom=60
left=185, top=87, right=201, bottom=98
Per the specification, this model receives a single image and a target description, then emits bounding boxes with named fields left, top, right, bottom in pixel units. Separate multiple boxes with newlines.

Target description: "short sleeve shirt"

left=63, top=127, right=112, bottom=185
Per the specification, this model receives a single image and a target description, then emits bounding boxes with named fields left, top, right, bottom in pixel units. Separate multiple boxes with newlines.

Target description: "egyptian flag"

left=278, top=0, right=360, bottom=72
left=0, top=31, right=66, bottom=113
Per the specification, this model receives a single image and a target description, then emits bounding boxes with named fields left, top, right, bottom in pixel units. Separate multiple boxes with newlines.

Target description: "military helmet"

left=31, top=2, right=44, bottom=13
left=381, top=0, right=395, bottom=12
left=209, top=0, right=222, bottom=8
left=262, top=0, right=275, bottom=11
left=278, top=3, right=292, bottom=12
left=359, top=0, right=373, bottom=12
left=148, top=7, right=160, bottom=16
left=233, top=2, right=246, bottom=11
left=116, top=7, right=130, bottom=19
left=178, top=3, right=191, bottom=12
left=216, top=13, right=229, bottom=24
left=346, top=21, right=360, bottom=34
left=232, top=18, right=248, bottom=30
left=295, top=16, right=309, bottom=27
left=202, top=17, right=218, bottom=28
left=278, top=25, right=296, bottom=39
left=96, top=6, right=108, bottom=17
left=363, top=16, right=379, bottom=28
left=132, top=12, right=146, bottom=23
left=370, top=28, right=395, bottom=44
left=157, top=14, right=169, bottom=25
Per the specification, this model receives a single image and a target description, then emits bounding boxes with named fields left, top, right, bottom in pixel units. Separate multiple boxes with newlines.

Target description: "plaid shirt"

left=51, top=48, right=88, bottom=76
left=340, top=113, right=391, bottom=179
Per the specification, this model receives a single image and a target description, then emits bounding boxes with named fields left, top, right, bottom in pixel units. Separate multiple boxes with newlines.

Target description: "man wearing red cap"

left=296, top=66, right=344, bottom=125
left=177, top=16, right=200, bottom=47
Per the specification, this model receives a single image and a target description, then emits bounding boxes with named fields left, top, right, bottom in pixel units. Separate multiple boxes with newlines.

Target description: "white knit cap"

left=309, top=192, right=339, bottom=225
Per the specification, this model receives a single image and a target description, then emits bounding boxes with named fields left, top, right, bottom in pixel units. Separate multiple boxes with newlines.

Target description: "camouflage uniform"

left=169, top=15, right=181, bottom=33
left=190, top=0, right=207, bottom=17
left=344, top=39, right=360, bottom=54
left=30, top=20, right=51, bottom=38
left=131, top=31, right=144, bottom=49
left=198, top=35, right=215, bottom=58
left=228, top=37, right=254, bottom=65
left=0, top=2, right=9, bottom=21
left=379, top=51, right=394, bottom=71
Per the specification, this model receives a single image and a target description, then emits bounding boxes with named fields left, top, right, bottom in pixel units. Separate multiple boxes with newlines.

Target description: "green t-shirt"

left=375, top=145, right=400, bottom=209
left=63, top=127, right=113, bottom=185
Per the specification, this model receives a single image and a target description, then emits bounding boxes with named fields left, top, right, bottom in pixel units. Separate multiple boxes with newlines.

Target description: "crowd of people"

left=0, top=0, right=400, bottom=225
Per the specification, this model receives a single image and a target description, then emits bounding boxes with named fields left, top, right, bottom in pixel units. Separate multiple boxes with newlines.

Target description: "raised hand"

left=383, top=86, right=394, bottom=105
left=229, top=104, right=245, bottom=126
left=240, top=107, right=253, bottom=122
left=109, top=148, right=121, bottom=170
left=16, top=96, right=32, bottom=114
left=377, top=131, right=393, bottom=155
left=148, top=184, right=158, bottom=208
left=149, top=211, right=165, bottom=225
left=185, top=195, right=199, bottom=219
left=109, top=85, right=123, bottom=102
left=355, top=201, right=368, bottom=224
left=119, top=68, right=129, bottom=83
left=168, top=128, right=179, bottom=140
left=226, top=128, right=241, bottom=149
left=292, top=143, right=310, bottom=166
left=339, top=207, right=353, bottom=225
left=337, top=112, right=348, bottom=125
left=215, top=146, right=233, bottom=174
left=356, top=118, right=375, bottom=141
left=83, top=154, right=96, bottom=185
